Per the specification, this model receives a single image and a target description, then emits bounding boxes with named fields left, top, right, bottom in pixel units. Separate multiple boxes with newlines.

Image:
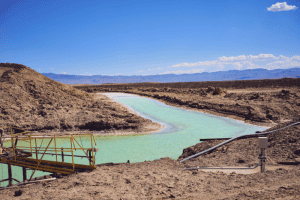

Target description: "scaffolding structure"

left=0, top=127, right=98, bottom=188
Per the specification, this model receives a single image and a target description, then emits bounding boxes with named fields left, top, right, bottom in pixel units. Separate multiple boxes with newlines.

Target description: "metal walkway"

left=0, top=127, right=98, bottom=188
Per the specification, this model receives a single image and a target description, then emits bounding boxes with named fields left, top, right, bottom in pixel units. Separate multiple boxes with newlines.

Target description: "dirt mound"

left=0, top=63, right=160, bottom=133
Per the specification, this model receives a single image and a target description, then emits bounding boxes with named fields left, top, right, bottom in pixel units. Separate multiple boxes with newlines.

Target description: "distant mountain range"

left=42, top=68, right=300, bottom=85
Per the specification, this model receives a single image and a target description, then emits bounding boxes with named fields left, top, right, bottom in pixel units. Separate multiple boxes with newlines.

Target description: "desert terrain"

left=1, top=63, right=300, bottom=199
left=0, top=63, right=163, bottom=136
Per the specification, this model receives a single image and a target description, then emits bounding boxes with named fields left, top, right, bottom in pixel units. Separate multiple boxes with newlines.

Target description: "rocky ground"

left=2, top=147, right=300, bottom=199
left=1, top=63, right=300, bottom=199
left=0, top=63, right=162, bottom=135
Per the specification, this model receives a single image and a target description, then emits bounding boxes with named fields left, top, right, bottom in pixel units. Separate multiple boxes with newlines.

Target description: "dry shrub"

left=213, top=87, right=223, bottom=95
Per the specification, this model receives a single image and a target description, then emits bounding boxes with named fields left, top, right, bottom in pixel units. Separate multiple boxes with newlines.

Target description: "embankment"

left=74, top=80, right=300, bottom=127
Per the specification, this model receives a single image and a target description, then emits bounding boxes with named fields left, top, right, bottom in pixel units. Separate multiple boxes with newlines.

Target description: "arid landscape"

left=0, top=63, right=162, bottom=136
left=1, top=63, right=300, bottom=199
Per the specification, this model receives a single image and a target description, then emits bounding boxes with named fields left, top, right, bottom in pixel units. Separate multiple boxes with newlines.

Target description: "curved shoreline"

left=101, top=92, right=273, bottom=129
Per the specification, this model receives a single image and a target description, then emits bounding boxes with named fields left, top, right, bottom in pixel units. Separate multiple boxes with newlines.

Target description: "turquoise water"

left=96, top=93, right=267, bottom=163
left=0, top=93, right=268, bottom=187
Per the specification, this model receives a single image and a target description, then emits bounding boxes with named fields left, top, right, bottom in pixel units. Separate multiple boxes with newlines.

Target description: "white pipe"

left=186, top=160, right=261, bottom=170
left=0, top=178, right=57, bottom=190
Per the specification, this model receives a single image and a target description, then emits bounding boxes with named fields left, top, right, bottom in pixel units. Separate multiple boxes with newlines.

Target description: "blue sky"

left=0, top=0, right=299, bottom=76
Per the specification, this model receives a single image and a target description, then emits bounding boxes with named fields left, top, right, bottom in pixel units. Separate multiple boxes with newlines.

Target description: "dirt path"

left=1, top=157, right=300, bottom=199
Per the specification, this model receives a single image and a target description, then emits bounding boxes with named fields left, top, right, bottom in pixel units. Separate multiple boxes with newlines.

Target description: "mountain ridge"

left=42, top=68, right=300, bottom=84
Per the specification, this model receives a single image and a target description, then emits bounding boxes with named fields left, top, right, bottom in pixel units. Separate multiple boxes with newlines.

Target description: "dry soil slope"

left=179, top=121, right=300, bottom=166
left=0, top=63, right=157, bottom=133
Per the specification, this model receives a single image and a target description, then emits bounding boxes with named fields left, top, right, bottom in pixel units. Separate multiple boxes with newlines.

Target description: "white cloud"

left=160, top=68, right=205, bottom=75
left=166, top=54, right=300, bottom=73
left=266, top=58, right=300, bottom=69
left=80, top=73, right=94, bottom=76
left=218, top=55, right=247, bottom=62
left=169, top=60, right=218, bottom=68
left=218, top=54, right=276, bottom=62
left=242, top=61, right=261, bottom=69
left=291, top=55, right=300, bottom=60
left=232, top=62, right=243, bottom=70
left=62, top=72, right=67, bottom=74
left=139, top=70, right=143, bottom=72
left=148, top=67, right=163, bottom=70
left=267, top=2, right=298, bottom=12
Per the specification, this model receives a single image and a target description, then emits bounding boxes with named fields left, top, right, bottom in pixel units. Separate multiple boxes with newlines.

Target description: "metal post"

left=11, top=132, right=15, bottom=160
left=8, top=164, right=13, bottom=187
left=61, top=147, right=64, bottom=162
left=258, top=137, right=268, bottom=172
left=0, top=128, right=3, bottom=155
left=30, top=133, right=33, bottom=159
left=35, top=138, right=38, bottom=160
left=54, top=135, right=57, bottom=162
left=89, top=150, right=92, bottom=165
left=91, top=134, right=94, bottom=165
left=22, top=167, right=27, bottom=182
left=14, top=137, right=18, bottom=147
left=70, top=137, right=74, bottom=171
left=260, top=148, right=266, bottom=172
left=0, top=128, right=3, bottom=148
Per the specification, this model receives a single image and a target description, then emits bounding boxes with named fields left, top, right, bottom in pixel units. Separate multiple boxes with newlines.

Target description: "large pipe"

left=0, top=178, right=57, bottom=190
left=180, top=122, right=300, bottom=163
left=186, top=159, right=261, bottom=170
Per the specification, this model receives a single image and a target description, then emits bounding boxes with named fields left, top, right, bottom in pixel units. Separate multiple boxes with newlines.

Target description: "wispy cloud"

left=160, top=68, right=205, bottom=75
left=148, top=67, right=164, bottom=71
left=167, top=54, right=300, bottom=72
left=267, top=2, right=298, bottom=12
left=217, top=54, right=278, bottom=62
left=62, top=72, right=67, bottom=74
left=79, top=72, right=96, bottom=76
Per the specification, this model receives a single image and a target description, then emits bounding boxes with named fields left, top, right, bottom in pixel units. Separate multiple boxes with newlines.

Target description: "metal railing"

left=0, top=127, right=98, bottom=184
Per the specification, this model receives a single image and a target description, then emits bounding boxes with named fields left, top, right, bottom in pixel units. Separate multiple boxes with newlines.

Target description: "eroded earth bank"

left=0, top=63, right=163, bottom=136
